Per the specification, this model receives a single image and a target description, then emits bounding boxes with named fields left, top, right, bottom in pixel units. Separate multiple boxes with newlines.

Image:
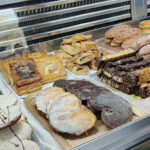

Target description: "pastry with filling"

left=10, top=59, right=41, bottom=87
left=74, top=50, right=95, bottom=65
left=34, top=55, right=67, bottom=84
left=23, top=49, right=48, bottom=59
left=66, top=61, right=90, bottom=75
left=54, top=50, right=74, bottom=63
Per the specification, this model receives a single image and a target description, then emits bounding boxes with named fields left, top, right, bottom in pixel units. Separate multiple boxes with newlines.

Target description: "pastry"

left=122, top=34, right=150, bottom=50
left=139, top=20, right=150, bottom=34
left=121, top=34, right=146, bottom=49
left=23, top=49, right=48, bottom=59
left=105, top=38, right=112, bottom=44
left=105, top=25, right=131, bottom=39
left=61, top=33, right=97, bottom=55
left=54, top=80, right=108, bottom=102
left=74, top=51, right=95, bottom=65
left=88, top=59, right=99, bottom=70
left=97, top=49, right=150, bottom=97
left=54, top=50, right=74, bottom=63
left=0, top=95, right=21, bottom=130
left=110, top=40, right=121, bottom=47
left=61, top=42, right=82, bottom=55
left=139, top=44, right=150, bottom=58
left=48, top=92, right=96, bottom=136
left=10, top=59, right=42, bottom=87
left=34, top=55, right=67, bottom=84
left=112, top=28, right=140, bottom=44
left=0, top=57, right=20, bottom=85
left=66, top=61, right=90, bottom=75
left=89, top=89, right=132, bottom=128
left=35, top=87, right=65, bottom=115
left=14, top=81, right=42, bottom=96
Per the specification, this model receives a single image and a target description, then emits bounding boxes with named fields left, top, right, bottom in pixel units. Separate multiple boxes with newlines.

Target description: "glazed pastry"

left=105, top=25, right=131, bottom=39
left=10, top=59, right=42, bottom=87
left=112, top=28, right=140, bottom=44
left=121, top=34, right=146, bottom=49
left=139, top=44, right=150, bottom=57
left=54, top=50, right=74, bottom=63
left=48, top=93, right=96, bottom=136
left=89, top=90, right=132, bottom=128
left=122, top=34, right=150, bottom=50
left=35, top=87, right=65, bottom=115
left=14, top=81, right=42, bottom=96
left=34, top=55, right=67, bottom=84
left=74, top=51, right=95, bottom=65
left=66, top=61, right=90, bottom=75
left=0, top=95, right=21, bottom=129
left=0, top=57, right=20, bottom=85
left=23, top=49, right=48, bottom=59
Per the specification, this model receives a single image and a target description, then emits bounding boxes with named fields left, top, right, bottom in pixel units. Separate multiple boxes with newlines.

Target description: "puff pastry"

left=54, top=50, right=74, bottom=63
left=74, top=51, right=95, bottom=65
left=0, top=57, right=21, bottom=85
left=14, top=81, right=42, bottom=96
left=61, top=33, right=97, bottom=55
left=23, top=49, right=48, bottom=59
left=66, top=61, right=90, bottom=75
left=88, top=59, right=99, bottom=70
left=34, top=55, right=67, bottom=84
left=10, top=59, right=41, bottom=87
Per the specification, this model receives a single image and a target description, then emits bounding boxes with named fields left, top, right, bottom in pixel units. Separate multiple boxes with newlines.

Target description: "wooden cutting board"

left=24, top=93, right=147, bottom=150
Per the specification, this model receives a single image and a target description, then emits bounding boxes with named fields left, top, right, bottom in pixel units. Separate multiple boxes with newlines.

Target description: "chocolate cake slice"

left=97, top=50, right=150, bottom=98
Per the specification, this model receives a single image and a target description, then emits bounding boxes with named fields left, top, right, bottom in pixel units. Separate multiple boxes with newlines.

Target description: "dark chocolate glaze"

left=89, top=90, right=132, bottom=129
left=54, top=80, right=109, bottom=101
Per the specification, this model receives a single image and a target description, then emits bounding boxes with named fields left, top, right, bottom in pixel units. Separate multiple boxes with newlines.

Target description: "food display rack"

left=1, top=0, right=150, bottom=150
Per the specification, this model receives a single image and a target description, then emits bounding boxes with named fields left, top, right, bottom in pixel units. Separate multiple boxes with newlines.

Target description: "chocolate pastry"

left=54, top=80, right=108, bottom=101
left=89, top=90, right=132, bottom=128
left=98, top=49, right=150, bottom=98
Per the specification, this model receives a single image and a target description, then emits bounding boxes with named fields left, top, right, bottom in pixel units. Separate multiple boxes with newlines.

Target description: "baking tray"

left=24, top=78, right=146, bottom=150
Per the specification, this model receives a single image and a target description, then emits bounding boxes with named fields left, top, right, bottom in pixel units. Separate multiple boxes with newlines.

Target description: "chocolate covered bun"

left=89, top=90, right=132, bottom=129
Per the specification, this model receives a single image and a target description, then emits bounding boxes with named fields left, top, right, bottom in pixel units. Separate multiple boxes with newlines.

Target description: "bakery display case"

left=1, top=0, right=150, bottom=150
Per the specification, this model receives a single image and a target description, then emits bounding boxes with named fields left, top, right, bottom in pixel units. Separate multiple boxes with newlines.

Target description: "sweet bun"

left=35, top=87, right=65, bottom=115
left=139, top=20, right=150, bottom=34
left=49, top=93, right=96, bottom=135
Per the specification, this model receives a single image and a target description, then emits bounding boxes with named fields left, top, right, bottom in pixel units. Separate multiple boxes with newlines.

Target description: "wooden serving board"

left=96, top=38, right=124, bottom=53
left=24, top=94, right=147, bottom=150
